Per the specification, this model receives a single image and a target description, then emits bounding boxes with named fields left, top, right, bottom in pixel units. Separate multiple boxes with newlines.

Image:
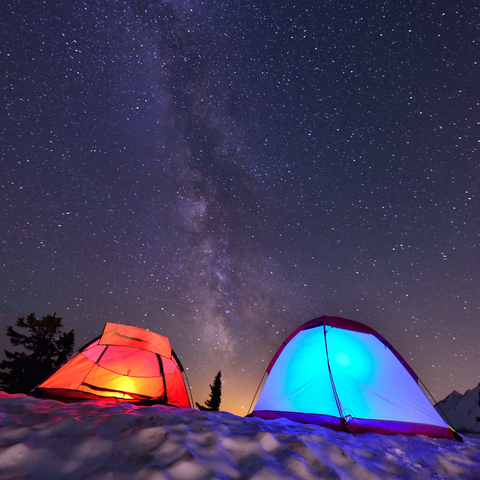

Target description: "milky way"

left=2, top=1, right=479, bottom=414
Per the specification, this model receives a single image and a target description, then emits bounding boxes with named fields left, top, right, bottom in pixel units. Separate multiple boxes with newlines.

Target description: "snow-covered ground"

left=1, top=392, right=479, bottom=480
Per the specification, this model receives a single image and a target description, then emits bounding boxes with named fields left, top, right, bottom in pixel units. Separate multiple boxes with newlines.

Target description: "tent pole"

left=247, top=370, right=267, bottom=416
left=183, top=371, right=195, bottom=409
left=157, top=354, right=168, bottom=404
left=418, top=377, right=463, bottom=442
left=323, top=323, right=346, bottom=430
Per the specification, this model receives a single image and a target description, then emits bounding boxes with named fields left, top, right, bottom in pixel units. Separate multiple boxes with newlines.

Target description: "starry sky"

left=2, top=0, right=479, bottom=415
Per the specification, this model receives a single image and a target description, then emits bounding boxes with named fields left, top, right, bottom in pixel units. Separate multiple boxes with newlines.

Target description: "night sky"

left=2, top=0, right=479, bottom=415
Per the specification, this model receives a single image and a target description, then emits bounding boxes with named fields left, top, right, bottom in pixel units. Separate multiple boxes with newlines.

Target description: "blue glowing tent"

left=251, top=316, right=457, bottom=439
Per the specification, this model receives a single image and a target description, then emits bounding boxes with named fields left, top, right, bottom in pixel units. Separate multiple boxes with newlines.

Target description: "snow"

left=1, top=393, right=479, bottom=479
left=436, top=383, right=480, bottom=436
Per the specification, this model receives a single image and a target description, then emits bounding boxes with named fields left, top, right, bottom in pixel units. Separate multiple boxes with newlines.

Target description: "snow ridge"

left=436, top=383, right=480, bottom=435
left=0, top=392, right=480, bottom=479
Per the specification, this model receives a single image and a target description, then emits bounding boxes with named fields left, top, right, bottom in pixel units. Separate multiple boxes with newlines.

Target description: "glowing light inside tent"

left=254, top=326, right=339, bottom=417
left=113, top=376, right=136, bottom=397
left=326, top=328, right=449, bottom=426
left=38, top=322, right=191, bottom=408
left=328, top=330, right=375, bottom=384
left=333, top=352, right=350, bottom=367
left=253, top=318, right=453, bottom=437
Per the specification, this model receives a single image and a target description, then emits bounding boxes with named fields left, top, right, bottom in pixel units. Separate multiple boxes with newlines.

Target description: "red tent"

left=37, top=322, right=192, bottom=408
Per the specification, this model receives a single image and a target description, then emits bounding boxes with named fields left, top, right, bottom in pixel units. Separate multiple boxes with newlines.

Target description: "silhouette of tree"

left=0, top=312, right=75, bottom=395
left=196, top=371, right=222, bottom=411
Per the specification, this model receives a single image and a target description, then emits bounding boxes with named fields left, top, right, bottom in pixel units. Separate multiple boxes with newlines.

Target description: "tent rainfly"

left=36, top=322, right=192, bottom=408
left=251, top=316, right=459, bottom=440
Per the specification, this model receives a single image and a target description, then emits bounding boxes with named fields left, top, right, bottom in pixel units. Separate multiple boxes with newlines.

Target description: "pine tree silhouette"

left=196, top=371, right=222, bottom=411
left=0, top=312, right=74, bottom=395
